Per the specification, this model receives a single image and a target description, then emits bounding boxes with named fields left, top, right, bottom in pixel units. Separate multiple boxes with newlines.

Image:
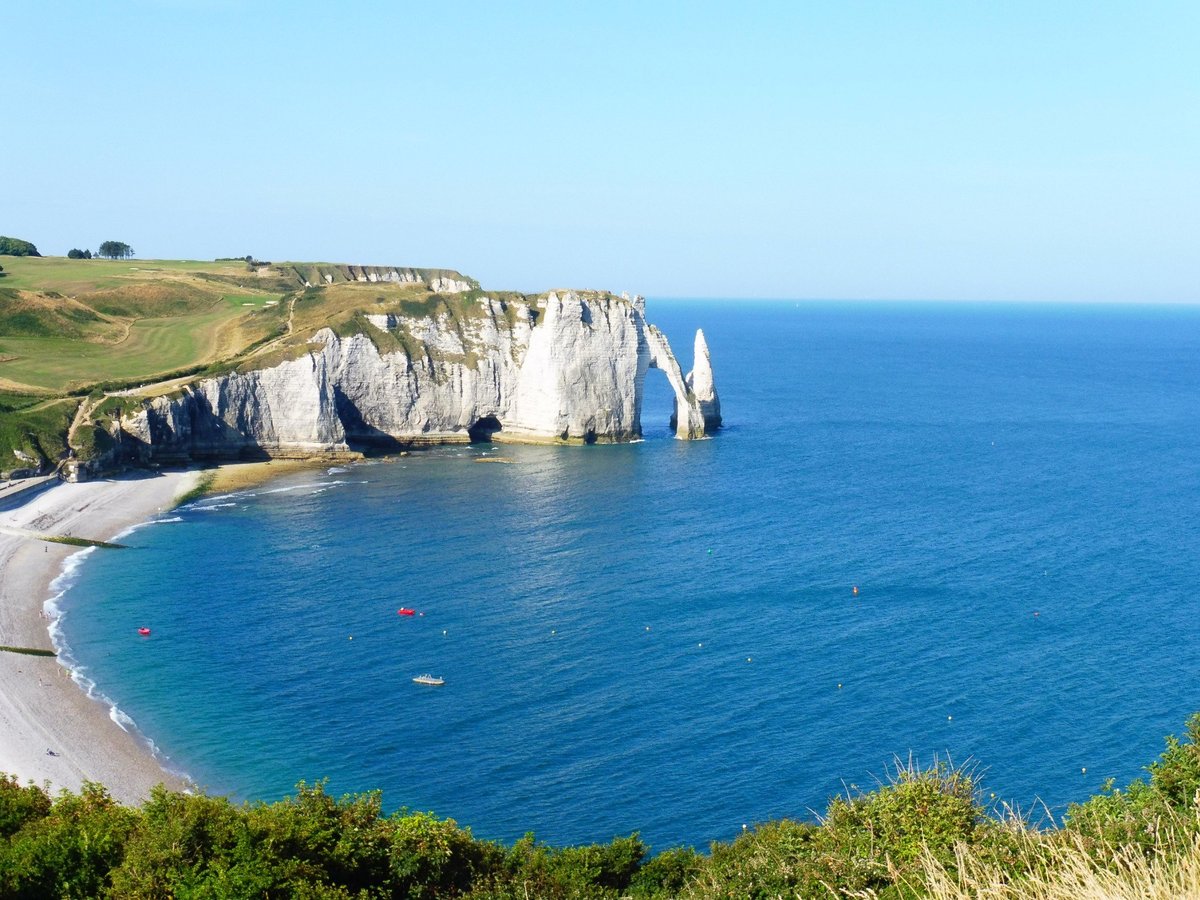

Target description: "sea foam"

left=44, top=547, right=174, bottom=771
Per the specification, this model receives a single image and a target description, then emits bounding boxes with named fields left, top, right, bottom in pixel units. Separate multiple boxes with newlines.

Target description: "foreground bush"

left=1064, top=713, right=1200, bottom=855
left=3, top=715, right=1200, bottom=898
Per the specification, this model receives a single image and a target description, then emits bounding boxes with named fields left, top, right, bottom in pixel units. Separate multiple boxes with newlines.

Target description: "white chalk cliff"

left=121, top=290, right=719, bottom=459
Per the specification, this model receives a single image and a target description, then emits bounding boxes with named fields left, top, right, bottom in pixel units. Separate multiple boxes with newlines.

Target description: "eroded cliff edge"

left=116, top=287, right=720, bottom=462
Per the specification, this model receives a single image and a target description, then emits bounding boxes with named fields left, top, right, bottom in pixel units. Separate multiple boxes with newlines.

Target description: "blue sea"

left=55, top=300, right=1200, bottom=851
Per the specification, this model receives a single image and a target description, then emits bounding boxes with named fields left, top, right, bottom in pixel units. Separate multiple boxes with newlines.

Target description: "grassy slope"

left=0, top=396, right=77, bottom=469
left=0, top=256, right=287, bottom=393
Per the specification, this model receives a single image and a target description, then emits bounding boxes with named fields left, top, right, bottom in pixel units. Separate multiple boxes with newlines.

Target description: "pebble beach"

left=0, top=471, right=198, bottom=801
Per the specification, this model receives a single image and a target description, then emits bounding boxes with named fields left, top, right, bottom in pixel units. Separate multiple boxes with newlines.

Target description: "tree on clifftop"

left=97, top=241, right=134, bottom=260
left=0, top=236, right=41, bottom=256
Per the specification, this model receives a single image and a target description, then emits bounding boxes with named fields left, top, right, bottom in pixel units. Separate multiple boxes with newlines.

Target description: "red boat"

left=137, top=627, right=151, bottom=636
left=397, top=608, right=416, bottom=616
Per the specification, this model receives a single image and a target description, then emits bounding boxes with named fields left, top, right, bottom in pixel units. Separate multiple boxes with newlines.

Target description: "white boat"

left=412, top=674, right=445, bottom=686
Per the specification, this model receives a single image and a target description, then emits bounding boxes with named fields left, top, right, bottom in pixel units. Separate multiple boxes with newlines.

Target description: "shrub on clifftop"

left=0, top=775, right=51, bottom=839
left=1065, top=712, right=1200, bottom=853
left=684, top=761, right=998, bottom=898
left=97, top=241, right=134, bottom=260
left=0, top=237, right=40, bottom=257
left=0, top=782, right=136, bottom=899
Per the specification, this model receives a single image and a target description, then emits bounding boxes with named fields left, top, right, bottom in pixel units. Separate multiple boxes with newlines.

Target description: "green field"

left=0, top=256, right=289, bottom=393
left=0, top=308, right=256, bottom=392
left=0, top=255, right=252, bottom=294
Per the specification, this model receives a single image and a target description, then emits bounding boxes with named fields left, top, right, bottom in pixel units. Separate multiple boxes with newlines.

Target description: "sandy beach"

left=0, top=470, right=199, bottom=802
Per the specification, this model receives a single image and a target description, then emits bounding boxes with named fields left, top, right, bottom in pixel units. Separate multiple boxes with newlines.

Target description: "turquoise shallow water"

left=55, top=301, right=1200, bottom=850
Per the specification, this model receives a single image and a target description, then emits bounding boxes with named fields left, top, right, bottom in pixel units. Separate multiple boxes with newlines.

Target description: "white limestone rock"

left=646, top=325, right=705, bottom=440
left=121, top=291, right=718, bottom=458
left=428, top=275, right=473, bottom=294
left=505, top=292, right=646, bottom=442
left=686, top=329, right=721, bottom=431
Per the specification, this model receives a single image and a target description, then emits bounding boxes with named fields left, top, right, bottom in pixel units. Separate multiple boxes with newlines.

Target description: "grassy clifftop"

left=0, top=255, right=501, bottom=472
left=0, top=257, right=288, bottom=398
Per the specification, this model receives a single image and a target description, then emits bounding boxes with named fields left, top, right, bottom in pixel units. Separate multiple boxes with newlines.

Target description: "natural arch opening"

left=468, top=415, right=503, bottom=443
left=642, top=365, right=678, bottom=440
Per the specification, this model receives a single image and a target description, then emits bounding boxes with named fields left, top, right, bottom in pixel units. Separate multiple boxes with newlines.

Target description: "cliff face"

left=287, top=265, right=476, bottom=293
left=121, top=291, right=718, bottom=459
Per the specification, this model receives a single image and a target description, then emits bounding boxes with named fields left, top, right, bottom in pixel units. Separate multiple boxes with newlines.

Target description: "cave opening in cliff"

left=468, top=416, right=503, bottom=443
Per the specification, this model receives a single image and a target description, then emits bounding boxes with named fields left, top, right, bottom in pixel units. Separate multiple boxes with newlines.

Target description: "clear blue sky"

left=6, top=1, right=1198, bottom=301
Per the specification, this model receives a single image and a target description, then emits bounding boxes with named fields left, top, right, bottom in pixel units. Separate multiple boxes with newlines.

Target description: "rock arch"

left=643, top=325, right=705, bottom=439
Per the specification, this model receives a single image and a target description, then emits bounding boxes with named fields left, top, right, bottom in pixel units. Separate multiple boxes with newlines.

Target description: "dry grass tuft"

left=920, top=821, right=1200, bottom=900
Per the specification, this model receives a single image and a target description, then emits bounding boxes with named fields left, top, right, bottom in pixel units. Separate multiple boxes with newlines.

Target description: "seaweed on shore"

left=0, top=645, right=56, bottom=657
left=41, top=534, right=127, bottom=549
left=172, top=470, right=216, bottom=507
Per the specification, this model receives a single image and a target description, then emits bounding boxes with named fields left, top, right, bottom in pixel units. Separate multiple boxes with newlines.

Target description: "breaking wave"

left=43, top=547, right=182, bottom=778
